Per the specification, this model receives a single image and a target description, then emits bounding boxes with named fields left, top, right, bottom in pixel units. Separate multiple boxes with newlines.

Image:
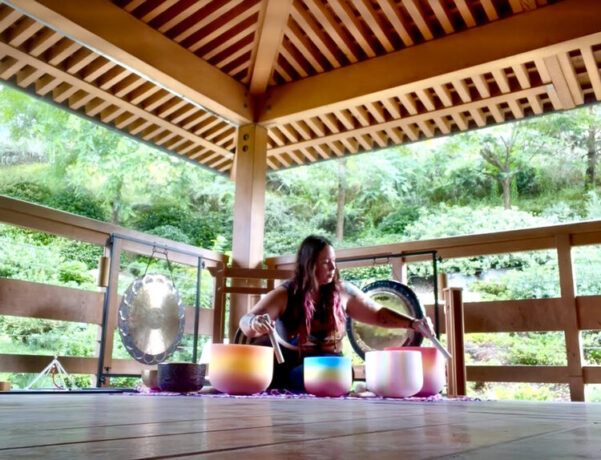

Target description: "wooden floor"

left=1, top=393, right=600, bottom=459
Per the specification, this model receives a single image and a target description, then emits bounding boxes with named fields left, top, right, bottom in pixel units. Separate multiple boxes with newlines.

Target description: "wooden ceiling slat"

left=472, top=74, right=491, bottom=98
left=507, top=98, right=524, bottom=118
left=329, top=0, right=376, bottom=58
left=403, top=0, right=434, bottom=41
left=85, top=99, right=111, bottom=117
left=399, top=93, right=418, bottom=115
left=279, top=43, right=309, bottom=78
left=527, top=94, right=543, bottom=114
left=433, top=84, right=453, bottom=107
left=492, top=68, right=510, bottom=93
left=305, top=117, right=325, bottom=137
left=142, top=90, right=173, bottom=111
left=182, top=112, right=212, bottom=130
left=381, top=97, right=401, bottom=118
left=65, top=49, right=97, bottom=75
left=340, top=137, right=358, bottom=153
left=512, top=63, right=531, bottom=89
left=285, top=21, right=325, bottom=73
left=34, top=74, right=60, bottom=95
left=356, top=134, right=372, bottom=150
left=267, top=128, right=287, bottom=147
left=415, top=88, right=436, bottom=111
left=366, top=102, right=386, bottom=123
left=304, top=0, right=358, bottom=63
left=350, top=0, right=395, bottom=52
left=384, top=126, right=402, bottom=143
left=47, top=39, right=81, bottom=67
left=451, top=111, right=468, bottom=130
left=165, top=136, right=187, bottom=151
left=157, top=0, right=211, bottom=34
left=173, top=0, right=243, bottom=43
left=8, top=17, right=44, bottom=47
left=98, top=67, right=129, bottom=91
left=400, top=123, right=419, bottom=141
left=488, top=102, right=505, bottom=122
left=156, top=98, right=187, bottom=119
left=155, top=130, right=178, bottom=146
left=189, top=3, right=260, bottom=54
left=428, top=0, right=454, bottom=34
left=433, top=116, right=451, bottom=134
left=557, top=51, right=584, bottom=105
left=123, top=0, right=146, bottom=13
left=299, top=146, right=316, bottom=162
left=375, top=0, right=414, bottom=47
left=68, top=91, right=94, bottom=110
left=28, top=29, right=61, bottom=57
left=113, top=75, right=145, bottom=97
left=416, top=120, right=433, bottom=137
left=480, top=0, right=499, bottom=21
left=335, top=109, right=355, bottom=130
left=290, top=120, right=312, bottom=140
left=114, top=112, right=138, bottom=130
left=203, top=24, right=256, bottom=63
left=581, top=46, right=601, bottom=100
left=101, top=106, right=126, bottom=123
left=318, top=113, right=339, bottom=133
left=453, top=0, right=476, bottom=27
left=0, top=6, right=22, bottom=34
left=52, top=82, right=77, bottom=103
left=16, top=66, right=43, bottom=88
left=452, top=79, right=472, bottom=103
left=82, top=58, right=116, bottom=83
left=129, top=118, right=152, bottom=135
left=139, top=0, right=179, bottom=23
left=193, top=117, right=222, bottom=136
left=290, top=2, right=341, bottom=68
left=370, top=131, right=388, bottom=148
left=0, top=56, right=25, bottom=79
left=278, top=124, right=300, bottom=143
left=268, top=85, right=550, bottom=155
left=170, top=105, right=198, bottom=125
left=469, top=107, right=486, bottom=127
left=348, top=106, right=370, bottom=127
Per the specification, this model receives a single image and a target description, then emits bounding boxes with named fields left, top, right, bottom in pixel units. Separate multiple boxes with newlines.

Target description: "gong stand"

left=96, top=233, right=204, bottom=387
left=340, top=250, right=441, bottom=339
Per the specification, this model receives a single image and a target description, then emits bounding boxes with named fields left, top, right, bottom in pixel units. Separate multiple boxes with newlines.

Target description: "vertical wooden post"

left=211, top=261, right=226, bottom=344
left=556, top=234, right=585, bottom=401
left=444, top=287, right=466, bottom=397
left=229, top=123, right=267, bottom=340
left=390, top=256, right=407, bottom=284
left=96, top=237, right=122, bottom=386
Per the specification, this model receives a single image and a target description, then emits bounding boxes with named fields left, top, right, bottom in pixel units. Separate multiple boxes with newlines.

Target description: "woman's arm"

left=343, top=282, right=434, bottom=335
left=238, top=286, right=288, bottom=338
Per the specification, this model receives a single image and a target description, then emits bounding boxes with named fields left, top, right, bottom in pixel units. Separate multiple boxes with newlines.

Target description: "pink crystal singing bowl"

left=365, top=350, right=423, bottom=398
left=385, top=347, right=446, bottom=396
left=209, top=344, right=274, bottom=395
left=304, top=356, right=352, bottom=397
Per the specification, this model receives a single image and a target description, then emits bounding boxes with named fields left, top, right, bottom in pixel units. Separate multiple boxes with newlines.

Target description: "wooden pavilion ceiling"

left=1, top=0, right=601, bottom=175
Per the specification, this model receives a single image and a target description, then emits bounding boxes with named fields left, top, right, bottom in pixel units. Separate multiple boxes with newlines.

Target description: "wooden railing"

left=265, top=220, right=601, bottom=402
left=0, top=196, right=228, bottom=383
left=2, top=195, right=601, bottom=400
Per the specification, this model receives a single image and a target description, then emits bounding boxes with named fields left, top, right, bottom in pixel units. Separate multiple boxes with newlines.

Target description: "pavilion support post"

left=229, top=123, right=267, bottom=341
left=556, top=234, right=585, bottom=401
left=444, top=287, right=466, bottom=397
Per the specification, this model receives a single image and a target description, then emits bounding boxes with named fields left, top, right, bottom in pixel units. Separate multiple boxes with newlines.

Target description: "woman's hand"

left=241, top=313, right=272, bottom=336
left=410, top=316, right=435, bottom=337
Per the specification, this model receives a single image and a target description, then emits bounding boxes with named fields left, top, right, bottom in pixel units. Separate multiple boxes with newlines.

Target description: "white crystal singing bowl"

left=385, top=346, right=446, bottom=396
left=365, top=350, right=423, bottom=398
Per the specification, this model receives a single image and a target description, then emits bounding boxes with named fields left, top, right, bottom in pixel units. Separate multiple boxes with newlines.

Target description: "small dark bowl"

left=158, top=362, right=206, bottom=393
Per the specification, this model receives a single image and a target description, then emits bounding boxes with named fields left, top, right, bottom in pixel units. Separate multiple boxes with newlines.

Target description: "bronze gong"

left=118, top=273, right=185, bottom=365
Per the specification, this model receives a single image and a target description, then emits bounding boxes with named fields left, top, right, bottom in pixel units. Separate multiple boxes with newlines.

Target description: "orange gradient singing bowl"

left=209, top=344, right=273, bottom=395
left=365, top=350, right=423, bottom=398
left=385, top=346, right=446, bottom=396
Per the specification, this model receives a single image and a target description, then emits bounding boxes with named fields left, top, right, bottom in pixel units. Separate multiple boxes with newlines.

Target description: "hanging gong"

left=118, top=273, right=185, bottom=365
left=347, top=280, right=425, bottom=360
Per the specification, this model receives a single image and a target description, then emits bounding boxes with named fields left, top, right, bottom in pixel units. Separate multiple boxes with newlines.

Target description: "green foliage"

left=48, top=186, right=109, bottom=221
left=470, top=264, right=560, bottom=300
left=0, top=180, right=52, bottom=204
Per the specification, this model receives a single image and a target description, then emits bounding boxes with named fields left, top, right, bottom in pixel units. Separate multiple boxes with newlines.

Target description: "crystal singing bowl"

left=304, top=356, right=352, bottom=397
left=365, top=350, right=423, bottom=398
left=209, top=344, right=274, bottom=395
left=385, top=347, right=446, bottom=396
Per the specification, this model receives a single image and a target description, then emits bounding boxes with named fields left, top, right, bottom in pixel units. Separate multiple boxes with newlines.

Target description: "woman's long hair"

left=291, top=235, right=345, bottom=346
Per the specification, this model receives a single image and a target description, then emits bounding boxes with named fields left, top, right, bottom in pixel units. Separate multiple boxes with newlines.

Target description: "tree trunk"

left=585, top=126, right=597, bottom=191
left=336, top=158, right=347, bottom=243
left=502, top=175, right=512, bottom=210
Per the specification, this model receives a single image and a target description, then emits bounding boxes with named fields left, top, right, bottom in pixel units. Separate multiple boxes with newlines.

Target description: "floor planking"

left=0, top=394, right=600, bottom=459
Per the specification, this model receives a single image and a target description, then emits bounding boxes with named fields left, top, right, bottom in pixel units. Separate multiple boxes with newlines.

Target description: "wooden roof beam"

left=260, top=0, right=601, bottom=124
left=6, top=0, right=251, bottom=124
left=248, top=0, right=293, bottom=96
